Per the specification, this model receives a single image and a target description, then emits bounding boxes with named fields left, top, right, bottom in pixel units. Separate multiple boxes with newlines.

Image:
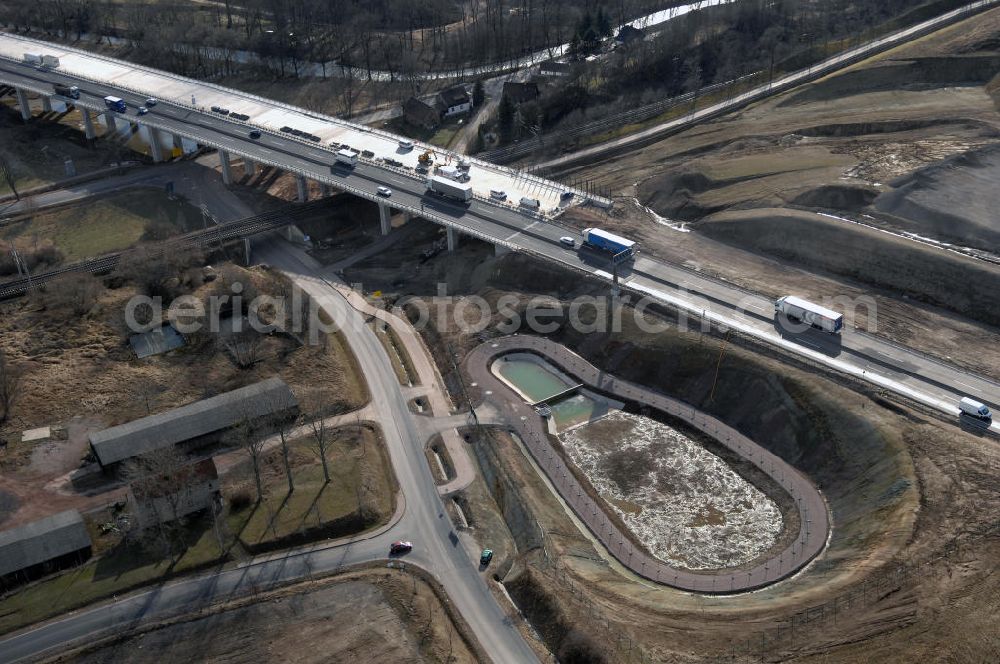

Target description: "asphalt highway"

left=2, top=56, right=997, bottom=428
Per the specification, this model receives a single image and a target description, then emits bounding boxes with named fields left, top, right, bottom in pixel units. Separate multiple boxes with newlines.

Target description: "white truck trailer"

left=774, top=296, right=844, bottom=334
left=426, top=175, right=473, bottom=202
left=334, top=149, right=358, bottom=167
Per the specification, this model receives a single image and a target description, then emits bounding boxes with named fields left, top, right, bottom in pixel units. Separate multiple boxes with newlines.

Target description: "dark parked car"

left=480, top=549, right=493, bottom=566
left=249, top=130, right=261, bottom=139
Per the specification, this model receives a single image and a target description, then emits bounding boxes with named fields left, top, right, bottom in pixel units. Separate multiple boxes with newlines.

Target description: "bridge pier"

left=378, top=203, right=391, bottom=236
left=244, top=238, right=252, bottom=265
left=296, top=175, right=308, bottom=202
left=15, top=88, right=31, bottom=121
left=243, top=158, right=256, bottom=178
left=104, top=113, right=118, bottom=133
left=81, top=109, right=96, bottom=141
left=41, top=96, right=52, bottom=113
left=219, top=150, right=233, bottom=185
left=447, top=226, right=459, bottom=252
left=320, top=183, right=331, bottom=198
left=494, top=244, right=510, bottom=257
left=149, top=127, right=165, bottom=163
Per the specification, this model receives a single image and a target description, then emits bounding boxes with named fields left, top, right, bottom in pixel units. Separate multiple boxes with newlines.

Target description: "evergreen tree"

left=472, top=79, right=485, bottom=107
left=497, top=94, right=515, bottom=143
left=596, top=8, right=612, bottom=38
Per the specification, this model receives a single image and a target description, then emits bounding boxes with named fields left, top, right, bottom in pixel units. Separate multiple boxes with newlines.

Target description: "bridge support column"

left=494, top=244, right=510, bottom=257
left=320, top=183, right=331, bottom=197
left=296, top=175, right=308, bottom=202
left=41, top=96, right=52, bottom=113
left=15, top=88, right=31, bottom=121
left=447, top=226, right=459, bottom=252
left=105, top=113, right=117, bottom=133
left=219, top=150, right=233, bottom=185
left=149, top=128, right=165, bottom=163
left=244, top=159, right=256, bottom=178
left=81, top=109, right=96, bottom=140
left=244, top=238, right=251, bottom=265
left=378, top=203, right=391, bottom=236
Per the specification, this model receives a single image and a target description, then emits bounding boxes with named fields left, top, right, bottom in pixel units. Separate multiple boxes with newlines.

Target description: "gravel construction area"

left=559, top=410, right=782, bottom=570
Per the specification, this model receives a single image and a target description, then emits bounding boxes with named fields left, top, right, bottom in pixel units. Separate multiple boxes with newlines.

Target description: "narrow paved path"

left=465, top=335, right=831, bottom=594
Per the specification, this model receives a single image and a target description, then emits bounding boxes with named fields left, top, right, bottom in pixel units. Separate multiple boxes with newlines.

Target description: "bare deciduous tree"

left=220, top=329, right=262, bottom=369
left=41, top=273, right=104, bottom=316
left=0, top=348, right=20, bottom=424
left=0, top=155, right=19, bottom=201
left=124, top=446, right=194, bottom=551
left=302, top=403, right=333, bottom=484
left=229, top=404, right=269, bottom=502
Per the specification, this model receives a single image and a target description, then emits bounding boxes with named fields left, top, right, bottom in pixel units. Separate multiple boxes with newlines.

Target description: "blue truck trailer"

left=103, top=95, right=126, bottom=112
left=581, top=228, right=637, bottom=259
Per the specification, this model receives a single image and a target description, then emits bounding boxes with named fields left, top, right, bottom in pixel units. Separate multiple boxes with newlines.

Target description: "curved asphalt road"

left=0, top=239, right=539, bottom=664
left=466, top=335, right=831, bottom=593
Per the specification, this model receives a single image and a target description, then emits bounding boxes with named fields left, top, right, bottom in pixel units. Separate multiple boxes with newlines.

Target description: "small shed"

left=88, top=376, right=298, bottom=471
left=0, top=510, right=92, bottom=587
left=616, top=25, right=645, bottom=44
left=129, top=323, right=185, bottom=359
left=540, top=61, right=571, bottom=77
left=403, top=97, right=440, bottom=130
left=502, top=81, right=540, bottom=105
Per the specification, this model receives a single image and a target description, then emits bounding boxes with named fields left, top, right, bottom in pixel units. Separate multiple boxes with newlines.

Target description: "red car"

left=390, top=540, right=413, bottom=555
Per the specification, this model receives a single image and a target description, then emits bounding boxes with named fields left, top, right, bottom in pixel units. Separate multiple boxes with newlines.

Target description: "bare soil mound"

left=790, top=184, right=878, bottom=211
left=697, top=208, right=1000, bottom=327
left=874, top=144, right=1000, bottom=250
left=637, top=171, right=732, bottom=221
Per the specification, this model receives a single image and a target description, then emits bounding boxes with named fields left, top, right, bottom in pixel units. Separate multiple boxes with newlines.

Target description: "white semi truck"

left=774, top=296, right=844, bottom=334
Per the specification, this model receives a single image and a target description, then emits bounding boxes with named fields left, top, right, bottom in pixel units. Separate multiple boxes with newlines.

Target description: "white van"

left=519, top=197, right=541, bottom=211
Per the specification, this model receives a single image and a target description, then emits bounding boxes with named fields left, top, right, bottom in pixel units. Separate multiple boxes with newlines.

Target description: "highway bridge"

left=0, top=32, right=997, bottom=433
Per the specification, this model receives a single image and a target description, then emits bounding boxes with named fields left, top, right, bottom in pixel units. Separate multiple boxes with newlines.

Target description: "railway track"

left=0, top=199, right=332, bottom=300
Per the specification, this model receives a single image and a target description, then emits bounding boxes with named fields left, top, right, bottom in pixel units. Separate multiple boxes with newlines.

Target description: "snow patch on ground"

left=559, top=411, right=782, bottom=570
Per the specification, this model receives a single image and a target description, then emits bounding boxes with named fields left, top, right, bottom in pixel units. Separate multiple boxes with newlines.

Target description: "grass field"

left=1, top=189, right=204, bottom=264
left=228, top=424, right=396, bottom=552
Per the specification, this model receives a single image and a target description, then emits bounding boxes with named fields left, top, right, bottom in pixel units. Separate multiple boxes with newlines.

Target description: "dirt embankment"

left=778, top=55, right=1000, bottom=107
left=874, top=143, right=1000, bottom=250
left=697, top=208, right=1000, bottom=327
